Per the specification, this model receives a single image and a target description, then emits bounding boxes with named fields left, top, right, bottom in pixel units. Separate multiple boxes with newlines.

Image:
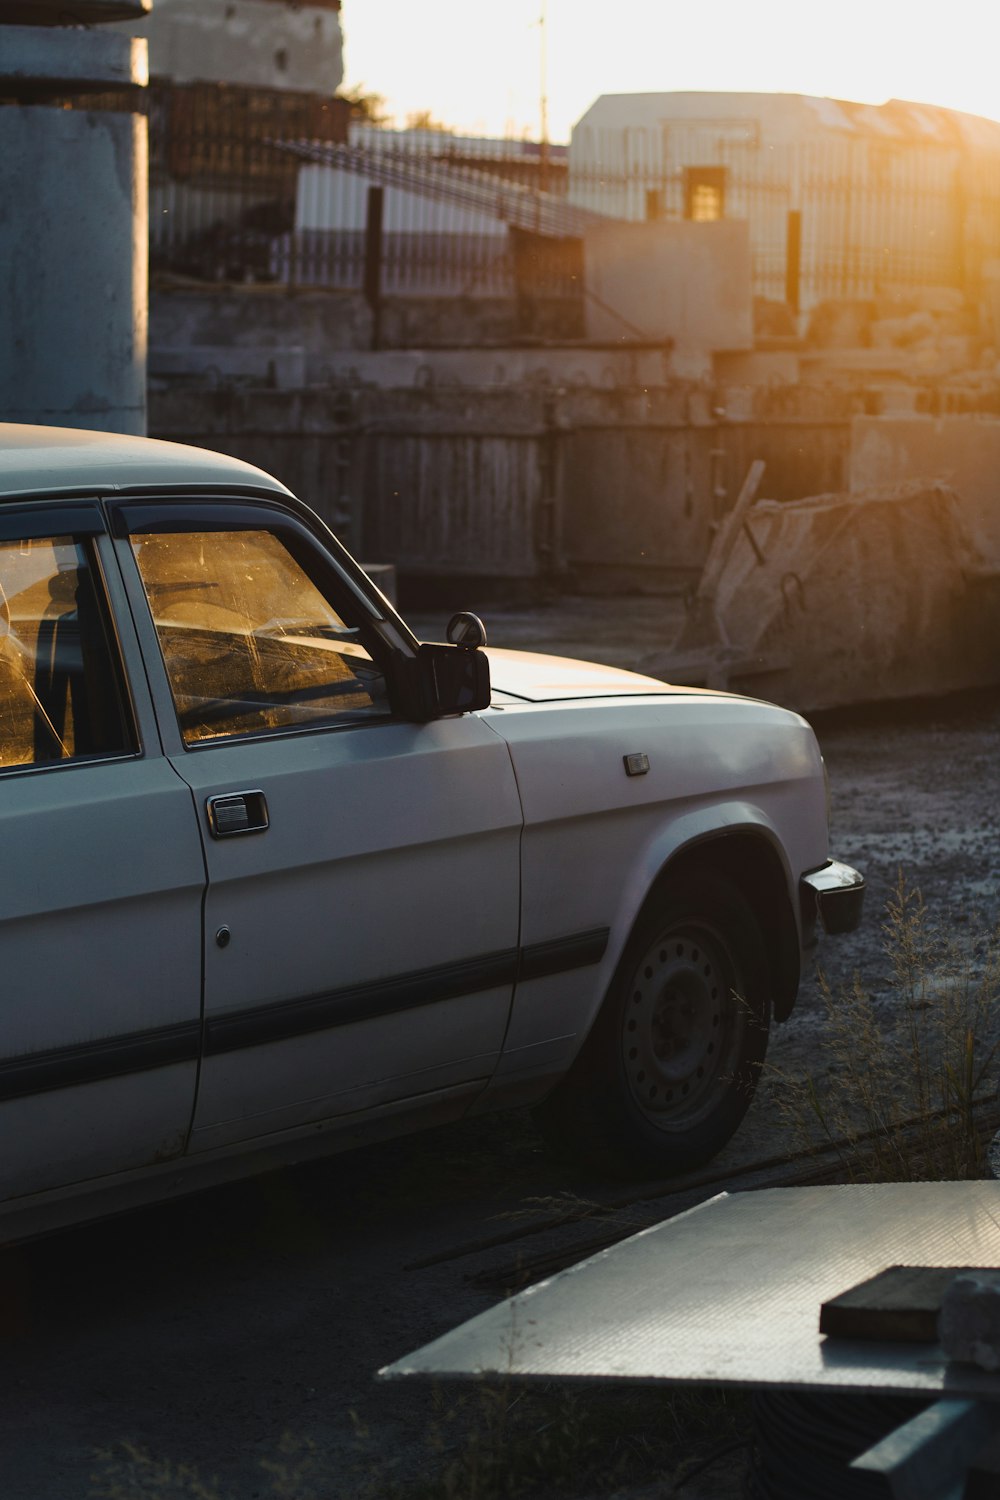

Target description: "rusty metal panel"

left=381, top=1183, right=1000, bottom=1397
left=363, top=432, right=544, bottom=577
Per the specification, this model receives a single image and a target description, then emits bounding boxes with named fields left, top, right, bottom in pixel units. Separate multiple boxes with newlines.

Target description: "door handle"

left=206, top=790, right=269, bottom=839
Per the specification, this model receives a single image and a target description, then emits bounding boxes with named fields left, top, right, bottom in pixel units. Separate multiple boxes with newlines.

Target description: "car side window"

left=0, top=534, right=135, bottom=770
left=130, top=528, right=392, bottom=745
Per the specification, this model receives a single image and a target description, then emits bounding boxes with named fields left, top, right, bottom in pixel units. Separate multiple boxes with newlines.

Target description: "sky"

left=339, top=0, right=1000, bottom=143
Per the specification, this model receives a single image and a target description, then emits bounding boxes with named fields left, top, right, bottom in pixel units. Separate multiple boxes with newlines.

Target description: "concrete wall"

left=0, top=105, right=147, bottom=433
left=150, top=286, right=585, bottom=359
left=148, top=382, right=854, bottom=590
left=558, top=394, right=719, bottom=588
left=850, top=414, right=1000, bottom=567
left=723, top=419, right=849, bottom=502
left=114, top=0, right=343, bottom=93
left=583, top=219, right=753, bottom=376
left=151, top=287, right=373, bottom=363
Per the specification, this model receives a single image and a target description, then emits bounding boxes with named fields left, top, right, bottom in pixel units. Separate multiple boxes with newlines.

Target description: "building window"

left=684, top=167, right=726, bottom=222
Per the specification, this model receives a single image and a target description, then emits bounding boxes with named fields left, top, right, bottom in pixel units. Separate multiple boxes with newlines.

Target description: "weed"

left=778, top=871, right=1000, bottom=1182
left=378, top=1381, right=749, bottom=1499
left=260, top=1433, right=324, bottom=1500
left=90, top=1385, right=749, bottom=1499
left=90, top=1440, right=230, bottom=1500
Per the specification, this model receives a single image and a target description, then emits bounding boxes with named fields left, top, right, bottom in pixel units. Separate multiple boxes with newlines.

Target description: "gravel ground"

left=3, top=598, right=1000, bottom=1500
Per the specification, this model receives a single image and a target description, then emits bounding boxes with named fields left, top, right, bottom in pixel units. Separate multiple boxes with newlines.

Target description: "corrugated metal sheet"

left=381, top=1183, right=1000, bottom=1395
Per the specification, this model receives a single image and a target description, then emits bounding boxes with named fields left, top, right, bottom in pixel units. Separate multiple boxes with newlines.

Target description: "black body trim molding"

left=204, top=948, right=520, bottom=1056
left=0, top=926, right=611, bottom=1095
left=0, top=1021, right=201, bottom=1103
left=519, top=927, right=609, bottom=983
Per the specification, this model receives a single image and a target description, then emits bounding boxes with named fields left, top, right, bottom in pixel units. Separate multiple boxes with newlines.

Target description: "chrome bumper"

left=800, top=860, right=865, bottom=936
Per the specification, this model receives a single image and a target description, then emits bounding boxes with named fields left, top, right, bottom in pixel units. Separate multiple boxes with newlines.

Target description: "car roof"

left=0, top=424, right=293, bottom=500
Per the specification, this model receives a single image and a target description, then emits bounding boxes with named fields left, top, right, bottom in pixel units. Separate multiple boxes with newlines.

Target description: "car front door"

left=112, top=498, right=522, bottom=1155
left=0, top=503, right=204, bottom=1203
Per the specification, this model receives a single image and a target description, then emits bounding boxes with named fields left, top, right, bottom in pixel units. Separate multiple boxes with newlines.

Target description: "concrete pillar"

left=0, top=6, right=150, bottom=434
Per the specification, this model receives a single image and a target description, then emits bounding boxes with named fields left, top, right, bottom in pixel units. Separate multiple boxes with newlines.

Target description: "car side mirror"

left=446, top=611, right=488, bottom=649
left=391, top=640, right=491, bottom=721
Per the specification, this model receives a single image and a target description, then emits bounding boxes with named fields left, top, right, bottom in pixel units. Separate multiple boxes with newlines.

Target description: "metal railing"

left=143, top=90, right=1000, bottom=313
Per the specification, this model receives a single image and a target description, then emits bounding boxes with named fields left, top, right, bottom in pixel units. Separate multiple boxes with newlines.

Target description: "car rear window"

left=0, top=535, right=135, bottom=769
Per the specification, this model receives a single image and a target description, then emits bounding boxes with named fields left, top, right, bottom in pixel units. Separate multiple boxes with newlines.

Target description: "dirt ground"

left=3, top=596, right=999, bottom=1500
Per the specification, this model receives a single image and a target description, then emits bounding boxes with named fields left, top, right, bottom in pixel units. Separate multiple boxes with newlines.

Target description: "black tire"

left=536, top=871, right=771, bottom=1177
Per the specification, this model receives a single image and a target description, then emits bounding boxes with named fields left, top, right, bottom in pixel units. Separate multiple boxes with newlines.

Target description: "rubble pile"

left=649, top=479, right=1000, bottom=714
left=866, top=285, right=980, bottom=378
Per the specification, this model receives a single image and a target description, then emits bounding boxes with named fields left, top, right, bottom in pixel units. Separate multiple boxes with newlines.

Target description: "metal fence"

left=569, top=124, right=1000, bottom=310
left=148, top=98, right=575, bottom=297
left=141, top=87, right=1000, bottom=313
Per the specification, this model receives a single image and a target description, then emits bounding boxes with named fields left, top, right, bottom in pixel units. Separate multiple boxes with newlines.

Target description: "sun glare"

left=341, top=0, right=1000, bottom=142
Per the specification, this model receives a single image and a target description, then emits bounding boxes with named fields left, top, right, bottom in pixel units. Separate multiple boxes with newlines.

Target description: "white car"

left=0, top=425, right=863, bottom=1243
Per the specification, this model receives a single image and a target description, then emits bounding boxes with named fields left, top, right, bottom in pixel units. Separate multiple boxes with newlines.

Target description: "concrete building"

left=570, top=92, right=1000, bottom=315
left=113, top=0, right=343, bottom=94
left=109, top=0, right=348, bottom=281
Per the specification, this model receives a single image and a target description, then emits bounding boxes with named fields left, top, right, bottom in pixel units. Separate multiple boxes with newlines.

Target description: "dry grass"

left=779, top=871, right=1000, bottom=1182
left=90, top=1440, right=230, bottom=1500
left=90, top=1386, right=750, bottom=1500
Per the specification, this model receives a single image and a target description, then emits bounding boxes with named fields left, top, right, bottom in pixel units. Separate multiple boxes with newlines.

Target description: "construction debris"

left=644, top=477, right=1000, bottom=714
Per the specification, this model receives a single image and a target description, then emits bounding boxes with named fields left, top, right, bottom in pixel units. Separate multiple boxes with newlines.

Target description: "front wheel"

left=537, top=872, right=771, bottom=1177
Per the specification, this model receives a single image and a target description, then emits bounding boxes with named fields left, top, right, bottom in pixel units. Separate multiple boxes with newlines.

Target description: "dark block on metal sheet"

left=820, top=1266, right=988, bottom=1343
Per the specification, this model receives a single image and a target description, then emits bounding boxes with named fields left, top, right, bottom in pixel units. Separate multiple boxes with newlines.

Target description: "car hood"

left=484, top=646, right=688, bottom=702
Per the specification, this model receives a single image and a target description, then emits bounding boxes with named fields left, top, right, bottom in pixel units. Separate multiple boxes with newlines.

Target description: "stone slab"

left=0, top=24, right=146, bottom=88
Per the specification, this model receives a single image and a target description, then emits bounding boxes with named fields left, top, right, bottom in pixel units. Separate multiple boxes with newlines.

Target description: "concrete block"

left=877, top=386, right=920, bottom=414
left=150, top=287, right=373, bottom=360
left=870, top=312, right=937, bottom=349
left=877, top=283, right=966, bottom=317
left=939, top=1270, right=1000, bottom=1371
left=713, top=349, right=800, bottom=384
left=800, top=348, right=921, bottom=380
left=849, top=414, right=1000, bottom=566
left=0, top=23, right=147, bottom=89
left=712, top=385, right=755, bottom=420
left=306, top=346, right=681, bottom=392
left=805, top=299, right=875, bottom=348
left=907, top=336, right=980, bottom=376
left=149, top=345, right=307, bottom=389
left=583, top=218, right=752, bottom=353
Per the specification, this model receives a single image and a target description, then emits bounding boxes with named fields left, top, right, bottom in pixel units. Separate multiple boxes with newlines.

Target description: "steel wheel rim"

left=620, top=924, right=745, bottom=1131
